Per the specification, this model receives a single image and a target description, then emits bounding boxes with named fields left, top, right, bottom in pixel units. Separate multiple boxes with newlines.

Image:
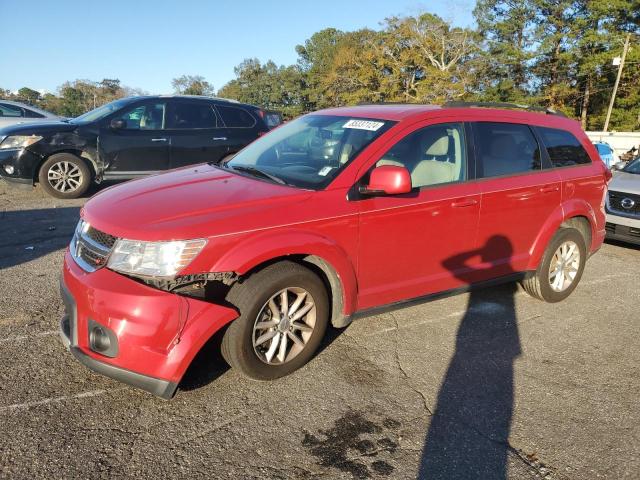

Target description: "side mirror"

left=110, top=119, right=125, bottom=130
left=360, top=165, right=412, bottom=196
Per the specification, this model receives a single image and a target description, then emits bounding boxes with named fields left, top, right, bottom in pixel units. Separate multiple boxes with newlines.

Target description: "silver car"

left=0, top=100, right=61, bottom=128
left=605, top=157, right=640, bottom=245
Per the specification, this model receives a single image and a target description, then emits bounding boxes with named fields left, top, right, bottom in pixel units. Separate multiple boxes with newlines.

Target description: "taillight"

left=256, top=109, right=265, bottom=119
left=604, top=166, right=612, bottom=183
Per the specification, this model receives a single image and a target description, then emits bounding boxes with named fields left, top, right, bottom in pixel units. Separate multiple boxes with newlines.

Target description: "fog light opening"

left=90, top=326, right=111, bottom=353
left=3, top=165, right=15, bottom=175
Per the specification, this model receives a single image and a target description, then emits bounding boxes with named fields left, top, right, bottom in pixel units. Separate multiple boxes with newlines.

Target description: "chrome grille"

left=608, top=191, right=640, bottom=216
left=70, top=220, right=117, bottom=272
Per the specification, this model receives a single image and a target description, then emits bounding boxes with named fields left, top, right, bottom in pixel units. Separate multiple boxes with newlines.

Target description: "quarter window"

left=376, top=123, right=467, bottom=188
left=115, top=103, right=166, bottom=130
left=217, top=105, right=256, bottom=128
left=537, top=127, right=591, bottom=167
left=474, top=122, right=541, bottom=178
left=24, top=108, right=45, bottom=118
left=167, top=101, right=218, bottom=129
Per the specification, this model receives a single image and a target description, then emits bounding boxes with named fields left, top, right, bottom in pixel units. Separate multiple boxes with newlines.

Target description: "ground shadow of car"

left=419, top=235, right=521, bottom=480
left=0, top=206, right=81, bottom=270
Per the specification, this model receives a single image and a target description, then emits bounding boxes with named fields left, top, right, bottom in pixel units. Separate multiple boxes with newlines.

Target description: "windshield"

left=226, top=115, right=394, bottom=189
left=70, top=98, right=133, bottom=124
left=622, top=157, right=640, bottom=174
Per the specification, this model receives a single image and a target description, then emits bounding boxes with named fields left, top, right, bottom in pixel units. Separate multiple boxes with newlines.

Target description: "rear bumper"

left=60, top=250, right=238, bottom=398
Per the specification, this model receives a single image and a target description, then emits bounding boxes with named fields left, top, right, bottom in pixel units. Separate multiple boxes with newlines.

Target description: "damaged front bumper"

left=60, top=250, right=238, bottom=398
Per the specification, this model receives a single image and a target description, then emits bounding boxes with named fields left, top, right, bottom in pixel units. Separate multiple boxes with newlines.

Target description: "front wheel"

left=521, top=227, right=587, bottom=303
left=221, top=261, right=329, bottom=380
left=38, top=153, right=91, bottom=199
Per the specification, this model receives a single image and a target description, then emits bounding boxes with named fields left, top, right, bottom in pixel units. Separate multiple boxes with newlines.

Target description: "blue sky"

left=1, top=0, right=475, bottom=95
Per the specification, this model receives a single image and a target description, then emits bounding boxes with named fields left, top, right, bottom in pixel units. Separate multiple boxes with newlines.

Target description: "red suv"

left=60, top=103, right=610, bottom=398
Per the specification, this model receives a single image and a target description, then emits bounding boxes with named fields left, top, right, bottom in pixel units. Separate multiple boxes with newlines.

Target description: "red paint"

left=66, top=105, right=607, bottom=387
left=366, top=165, right=412, bottom=195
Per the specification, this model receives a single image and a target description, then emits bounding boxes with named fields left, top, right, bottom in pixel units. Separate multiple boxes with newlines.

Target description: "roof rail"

left=443, top=101, right=567, bottom=117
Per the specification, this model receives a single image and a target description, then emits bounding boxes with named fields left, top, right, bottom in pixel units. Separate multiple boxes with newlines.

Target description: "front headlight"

left=107, top=238, right=207, bottom=278
left=0, top=135, right=43, bottom=150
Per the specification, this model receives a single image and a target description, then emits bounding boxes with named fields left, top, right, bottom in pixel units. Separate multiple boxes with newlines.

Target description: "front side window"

left=375, top=123, right=467, bottom=188
left=226, top=115, right=393, bottom=189
left=167, top=101, right=218, bottom=129
left=23, top=108, right=45, bottom=118
left=115, top=102, right=166, bottom=130
left=217, top=105, right=255, bottom=128
left=537, top=127, right=591, bottom=167
left=0, top=103, right=23, bottom=117
left=474, top=122, right=541, bottom=178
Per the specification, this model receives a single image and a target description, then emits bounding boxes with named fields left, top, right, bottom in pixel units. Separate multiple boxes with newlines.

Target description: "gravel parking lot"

left=0, top=180, right=638, bottom=480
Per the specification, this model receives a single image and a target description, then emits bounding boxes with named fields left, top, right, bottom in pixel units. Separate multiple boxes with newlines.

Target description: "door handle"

left=539, top=185, right=559, bottom=193
left=451, top=198, right=479, bottom=208
left=151, top=138, right=167, bottom=142
left=213, top=137, right=227, bottom=141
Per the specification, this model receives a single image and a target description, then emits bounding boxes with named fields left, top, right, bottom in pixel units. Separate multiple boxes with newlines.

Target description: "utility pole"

left=604, top=33, right=631, bottom=132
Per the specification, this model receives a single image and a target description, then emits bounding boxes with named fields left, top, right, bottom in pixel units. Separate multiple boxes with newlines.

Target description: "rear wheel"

left=38, top=153, right=91, bottom=199
left=521, top=227, right=587, bottom=302
left=221, top=261, right=329, bottom=380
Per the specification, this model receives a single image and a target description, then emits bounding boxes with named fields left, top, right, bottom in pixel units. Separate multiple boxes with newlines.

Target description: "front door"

left=99, top=100, right=170, bottom=177
left=356, top=122, right=481, bottom=310
left=166, top=99, right=231, bottom=168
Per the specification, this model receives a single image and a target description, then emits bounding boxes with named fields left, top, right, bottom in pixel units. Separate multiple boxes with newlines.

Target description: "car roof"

left=0, top=99, right=59, bottom=117
left=315, top=104, right=581, bottom=129
left=122, top=94, right=249, bottom=106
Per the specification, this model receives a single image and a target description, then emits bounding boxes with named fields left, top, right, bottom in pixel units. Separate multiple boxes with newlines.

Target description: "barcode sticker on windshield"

left=343, top=119, right=385, bottom=131
left=318, top=166, right=334, bottom=176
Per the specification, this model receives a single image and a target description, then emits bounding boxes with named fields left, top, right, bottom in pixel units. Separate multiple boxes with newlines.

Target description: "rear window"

left=217, top=105, right=256, bottom=128
left=537, top=127, right=591, bottom=167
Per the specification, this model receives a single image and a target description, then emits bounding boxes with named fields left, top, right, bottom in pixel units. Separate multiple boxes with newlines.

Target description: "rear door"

left=472, top=121, right=562, bottom=275
left=99, top=100, right=170, bottom=176
left=215, top=103, right=263, bottom=155
left=166, top=99, right=230, bottom=168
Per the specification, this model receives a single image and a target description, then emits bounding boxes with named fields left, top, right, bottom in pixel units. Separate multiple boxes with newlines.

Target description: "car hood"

left=83, top=165, right=313, bottom=241
left=609, top=171, right=640, bottom=194
left=0, top=120, right=76, bottom=137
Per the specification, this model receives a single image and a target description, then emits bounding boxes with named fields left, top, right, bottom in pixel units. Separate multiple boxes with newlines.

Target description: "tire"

left=38, top=153, right=91, bottom=199
left=221, top=261, right=329, bottom=380
left=521, top=227, right=587, bottom=303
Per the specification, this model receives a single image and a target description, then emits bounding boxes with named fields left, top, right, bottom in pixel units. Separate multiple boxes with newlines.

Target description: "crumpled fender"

left=210, top=228, right=359, bottom=315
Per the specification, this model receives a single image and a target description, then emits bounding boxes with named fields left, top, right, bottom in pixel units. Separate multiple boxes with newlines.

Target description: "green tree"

left=17, top=87, right=41, bottom=105
left=171, top=75, right=214, bottom=96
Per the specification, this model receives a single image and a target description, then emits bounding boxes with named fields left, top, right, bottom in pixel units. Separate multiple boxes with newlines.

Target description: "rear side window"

left=167, top=101, right=218, bottom=129
left=0, top=103, right=23, bottom=117
left=217, top=105, right=256, bottom=128
left=537, top=127, right=591, bottom=167
left=473, top=122, right=541, bottom=178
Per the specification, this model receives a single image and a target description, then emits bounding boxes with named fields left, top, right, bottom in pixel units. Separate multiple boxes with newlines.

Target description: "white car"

left=606, top=157, right=640, bottom=245
left=0, top=100, right=62, bottom=128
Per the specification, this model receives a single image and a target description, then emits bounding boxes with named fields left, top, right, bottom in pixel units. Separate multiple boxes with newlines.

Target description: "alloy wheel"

left=548, top=240, right=581, bottom=292
left=47, top=161, right=83, bottom=193
left=252, top=287, right=317, bottom=365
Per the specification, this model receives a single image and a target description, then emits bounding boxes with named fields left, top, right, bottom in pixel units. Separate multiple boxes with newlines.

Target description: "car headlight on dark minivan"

left=0, top=135, right=43, bottom=150
left=107, top=238, right=207, bottom=277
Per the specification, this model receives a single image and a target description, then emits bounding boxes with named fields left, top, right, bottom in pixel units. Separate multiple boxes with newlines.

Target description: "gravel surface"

left=0, top=180, right=638, bottom=479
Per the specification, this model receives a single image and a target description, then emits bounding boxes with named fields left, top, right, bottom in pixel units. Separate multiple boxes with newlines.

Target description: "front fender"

left=210, top=228, right=359, bottom=316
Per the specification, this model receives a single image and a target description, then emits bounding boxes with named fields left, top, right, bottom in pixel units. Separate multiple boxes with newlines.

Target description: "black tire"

left=221, top=261, right=329, bottom=380
left=38, top=153, right=91, bottom=199
left=521, top=227, right=587, bottom=303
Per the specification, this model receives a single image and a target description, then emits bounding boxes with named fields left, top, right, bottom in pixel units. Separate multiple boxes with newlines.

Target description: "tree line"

left=3, top=1, right=638, bottom=130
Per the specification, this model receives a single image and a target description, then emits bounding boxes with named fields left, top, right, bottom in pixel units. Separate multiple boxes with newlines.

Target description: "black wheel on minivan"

left=38, top=153, right=91, bottom=199
left=521, top=227, right=587, bottom=303
left=221, top=261, right=329, bottom=380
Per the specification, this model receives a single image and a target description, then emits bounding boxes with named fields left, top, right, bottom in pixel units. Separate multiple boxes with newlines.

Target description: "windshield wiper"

left=228, top=165, right=287, bottom=185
